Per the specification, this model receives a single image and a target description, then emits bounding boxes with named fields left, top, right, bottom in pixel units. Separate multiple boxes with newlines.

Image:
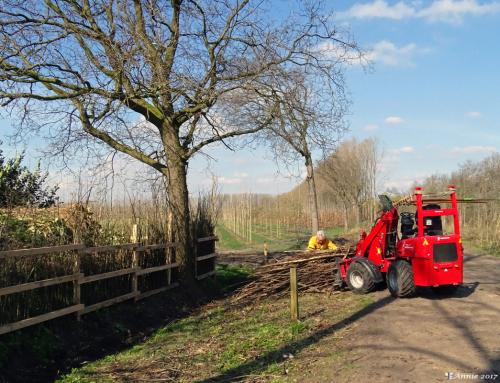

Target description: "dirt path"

left=294, top=253, right=500, bottom=382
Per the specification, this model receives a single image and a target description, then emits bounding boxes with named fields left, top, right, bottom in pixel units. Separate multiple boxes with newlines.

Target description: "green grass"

left=201, top=264, right=254, bottom=294
left=215, top=223, right=247, bottom=250
left=57, top=291, right=375, bottom=383
left=216, top=223, right=353, bottom=252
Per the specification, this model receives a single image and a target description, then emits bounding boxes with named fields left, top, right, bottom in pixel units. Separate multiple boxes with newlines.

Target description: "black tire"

left=387, top=260, right=416, bottom=298
left=346, top=262, right=375, bottom=294
left=432, top=285, right=459, bottom=296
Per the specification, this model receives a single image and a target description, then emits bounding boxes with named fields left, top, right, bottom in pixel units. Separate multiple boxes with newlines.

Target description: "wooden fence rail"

left=0, top=237, right=218, bottom=336
left=195, top=236, right=219, bottom=280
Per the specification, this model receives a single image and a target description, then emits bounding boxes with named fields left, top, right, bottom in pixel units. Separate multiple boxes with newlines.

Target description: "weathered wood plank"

left=135, top=242, right=179, bottom=252
left=0, top=244, right=85, bottom=259
left=80, top=268, right=139, bottom=284
left=136, top=263, right=178, bottom=276
left=81, top=292, right=139, bottom=315
left=197, top=236, right=219, bottom=243
left=0, top=273, right=83, bottom=297
left=136, top=283, right=179, bottom=301
left=196, top=270, right=216, bottom=280
left=82, top=243, right=139, bottom=254
left=196, top=253, right=217, bottom=261
left=0, top=304, right=84, bottom=336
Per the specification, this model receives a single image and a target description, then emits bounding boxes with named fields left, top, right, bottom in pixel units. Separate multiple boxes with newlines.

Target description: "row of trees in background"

left=219, top=138, right=381, bottom=241
left=220, top=193, right=306, bottom=243
left=218, top=147, right=500, bottom=257
left=420, top=153, right=500, bottom=252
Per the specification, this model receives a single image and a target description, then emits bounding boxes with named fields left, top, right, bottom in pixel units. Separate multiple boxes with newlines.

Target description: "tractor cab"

left=400, top=204, right=444, bottom=239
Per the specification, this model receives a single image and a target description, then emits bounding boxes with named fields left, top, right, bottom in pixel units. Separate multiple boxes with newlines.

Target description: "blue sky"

left=1, top=0, right=499, bottom=196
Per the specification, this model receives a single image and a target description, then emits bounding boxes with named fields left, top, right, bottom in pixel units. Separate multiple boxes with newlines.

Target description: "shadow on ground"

left=200, top=295, right=395, bottom=382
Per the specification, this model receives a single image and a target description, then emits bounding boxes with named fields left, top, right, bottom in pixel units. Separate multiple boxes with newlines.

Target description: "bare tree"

left=0, top=0, right=361, bottom=278
left=318, top=138, right=380, bottom=228
left=263, top=69, right=352, bottom=234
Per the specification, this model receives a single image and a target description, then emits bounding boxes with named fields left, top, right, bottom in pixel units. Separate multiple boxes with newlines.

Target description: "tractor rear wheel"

left=346, top=262, right=375, bottom=294
left=387, top=260, right=416, bottom=298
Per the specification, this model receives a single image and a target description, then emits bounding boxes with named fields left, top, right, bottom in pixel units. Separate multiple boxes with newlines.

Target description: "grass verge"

left=58, top=287, right=375, bottom=382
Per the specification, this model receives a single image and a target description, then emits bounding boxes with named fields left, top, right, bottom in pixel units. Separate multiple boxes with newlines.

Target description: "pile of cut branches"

left=231, top=247, right=355, bottom=305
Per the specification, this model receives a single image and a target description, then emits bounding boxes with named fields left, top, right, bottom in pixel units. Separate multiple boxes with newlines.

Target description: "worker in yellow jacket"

left=307, top=230, right=337, bottom=251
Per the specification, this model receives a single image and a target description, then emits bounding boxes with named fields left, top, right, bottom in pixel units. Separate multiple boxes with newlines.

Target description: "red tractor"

left=337, top=186, right=464, bottom=297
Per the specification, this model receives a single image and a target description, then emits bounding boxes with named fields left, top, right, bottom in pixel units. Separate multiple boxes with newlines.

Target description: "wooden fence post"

left=131, top=224, right=139, bottom=301
left=74, top=248, right=83, bottom=321
left=290, top=267, right=299, bottom=321
left=194, top=238, right=198, bottom=279
left=167, top=211, right=173, bottom=285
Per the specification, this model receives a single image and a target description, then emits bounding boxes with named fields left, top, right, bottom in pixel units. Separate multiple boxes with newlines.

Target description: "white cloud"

left=398, top=146, right=415, bottom=153
left=340, top=0, right=500, bottom=23
left=367, top=40, right=429, bottom=67
left=466, top=111, right=482, bottom=118
left=314, top=41, right=365, bottom=65
left=419, top=0, right=500, bottom=23
left=318, top=39, right=428, bottom=67
left=389, top=146, right=415, bottom=155
left=451, top=145, right=496, bottom=154
left=382, top=174, right=428, bottom=192
left=340, top=0, right=416, bottom=19
left=378, top=146, right=414, bottom=174
left=363, top=124, right=379, bottom=131
left=217, top=176, right=243, bottom=185
left=385, top=116, right=405, bottom=124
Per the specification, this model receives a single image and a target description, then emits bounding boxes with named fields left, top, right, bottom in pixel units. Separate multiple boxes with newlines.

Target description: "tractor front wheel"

left=346, top=262, right=375, bottom=294
left=387, top=260, right=416, bottom=298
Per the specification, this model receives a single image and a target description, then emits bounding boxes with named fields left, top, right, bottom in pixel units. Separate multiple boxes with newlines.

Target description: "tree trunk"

left=343, top=203, right=349, bottom=230
left=355, top=203, right=361, bottom=225
left=165, top=154, right=193, bottom=283
left=305, top=155, right=319, bottom=235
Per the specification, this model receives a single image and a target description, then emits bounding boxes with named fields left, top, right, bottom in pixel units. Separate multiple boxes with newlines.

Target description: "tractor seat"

left=400, top=212, right=416, bottom=239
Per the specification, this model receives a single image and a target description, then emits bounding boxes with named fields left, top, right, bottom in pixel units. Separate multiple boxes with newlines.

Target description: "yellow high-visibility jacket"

left=307, top=235, right=337, bottom=250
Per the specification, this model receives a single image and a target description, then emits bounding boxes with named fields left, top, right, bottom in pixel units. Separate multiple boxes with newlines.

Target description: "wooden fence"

left=0, top=237, right=217, bottom=336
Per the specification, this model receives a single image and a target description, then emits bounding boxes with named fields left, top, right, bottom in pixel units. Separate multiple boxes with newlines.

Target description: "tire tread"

left=387, top=260, right=416, bottom=298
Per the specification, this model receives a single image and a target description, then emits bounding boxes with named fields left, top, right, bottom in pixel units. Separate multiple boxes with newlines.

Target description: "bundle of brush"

left=231, top=246, right=355, bottom=305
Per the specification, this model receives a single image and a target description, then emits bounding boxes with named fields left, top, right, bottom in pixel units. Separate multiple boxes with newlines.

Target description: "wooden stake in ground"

left=131, top=224, right=139, bottom=302
left=290, top=267, right=299, bottom=321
